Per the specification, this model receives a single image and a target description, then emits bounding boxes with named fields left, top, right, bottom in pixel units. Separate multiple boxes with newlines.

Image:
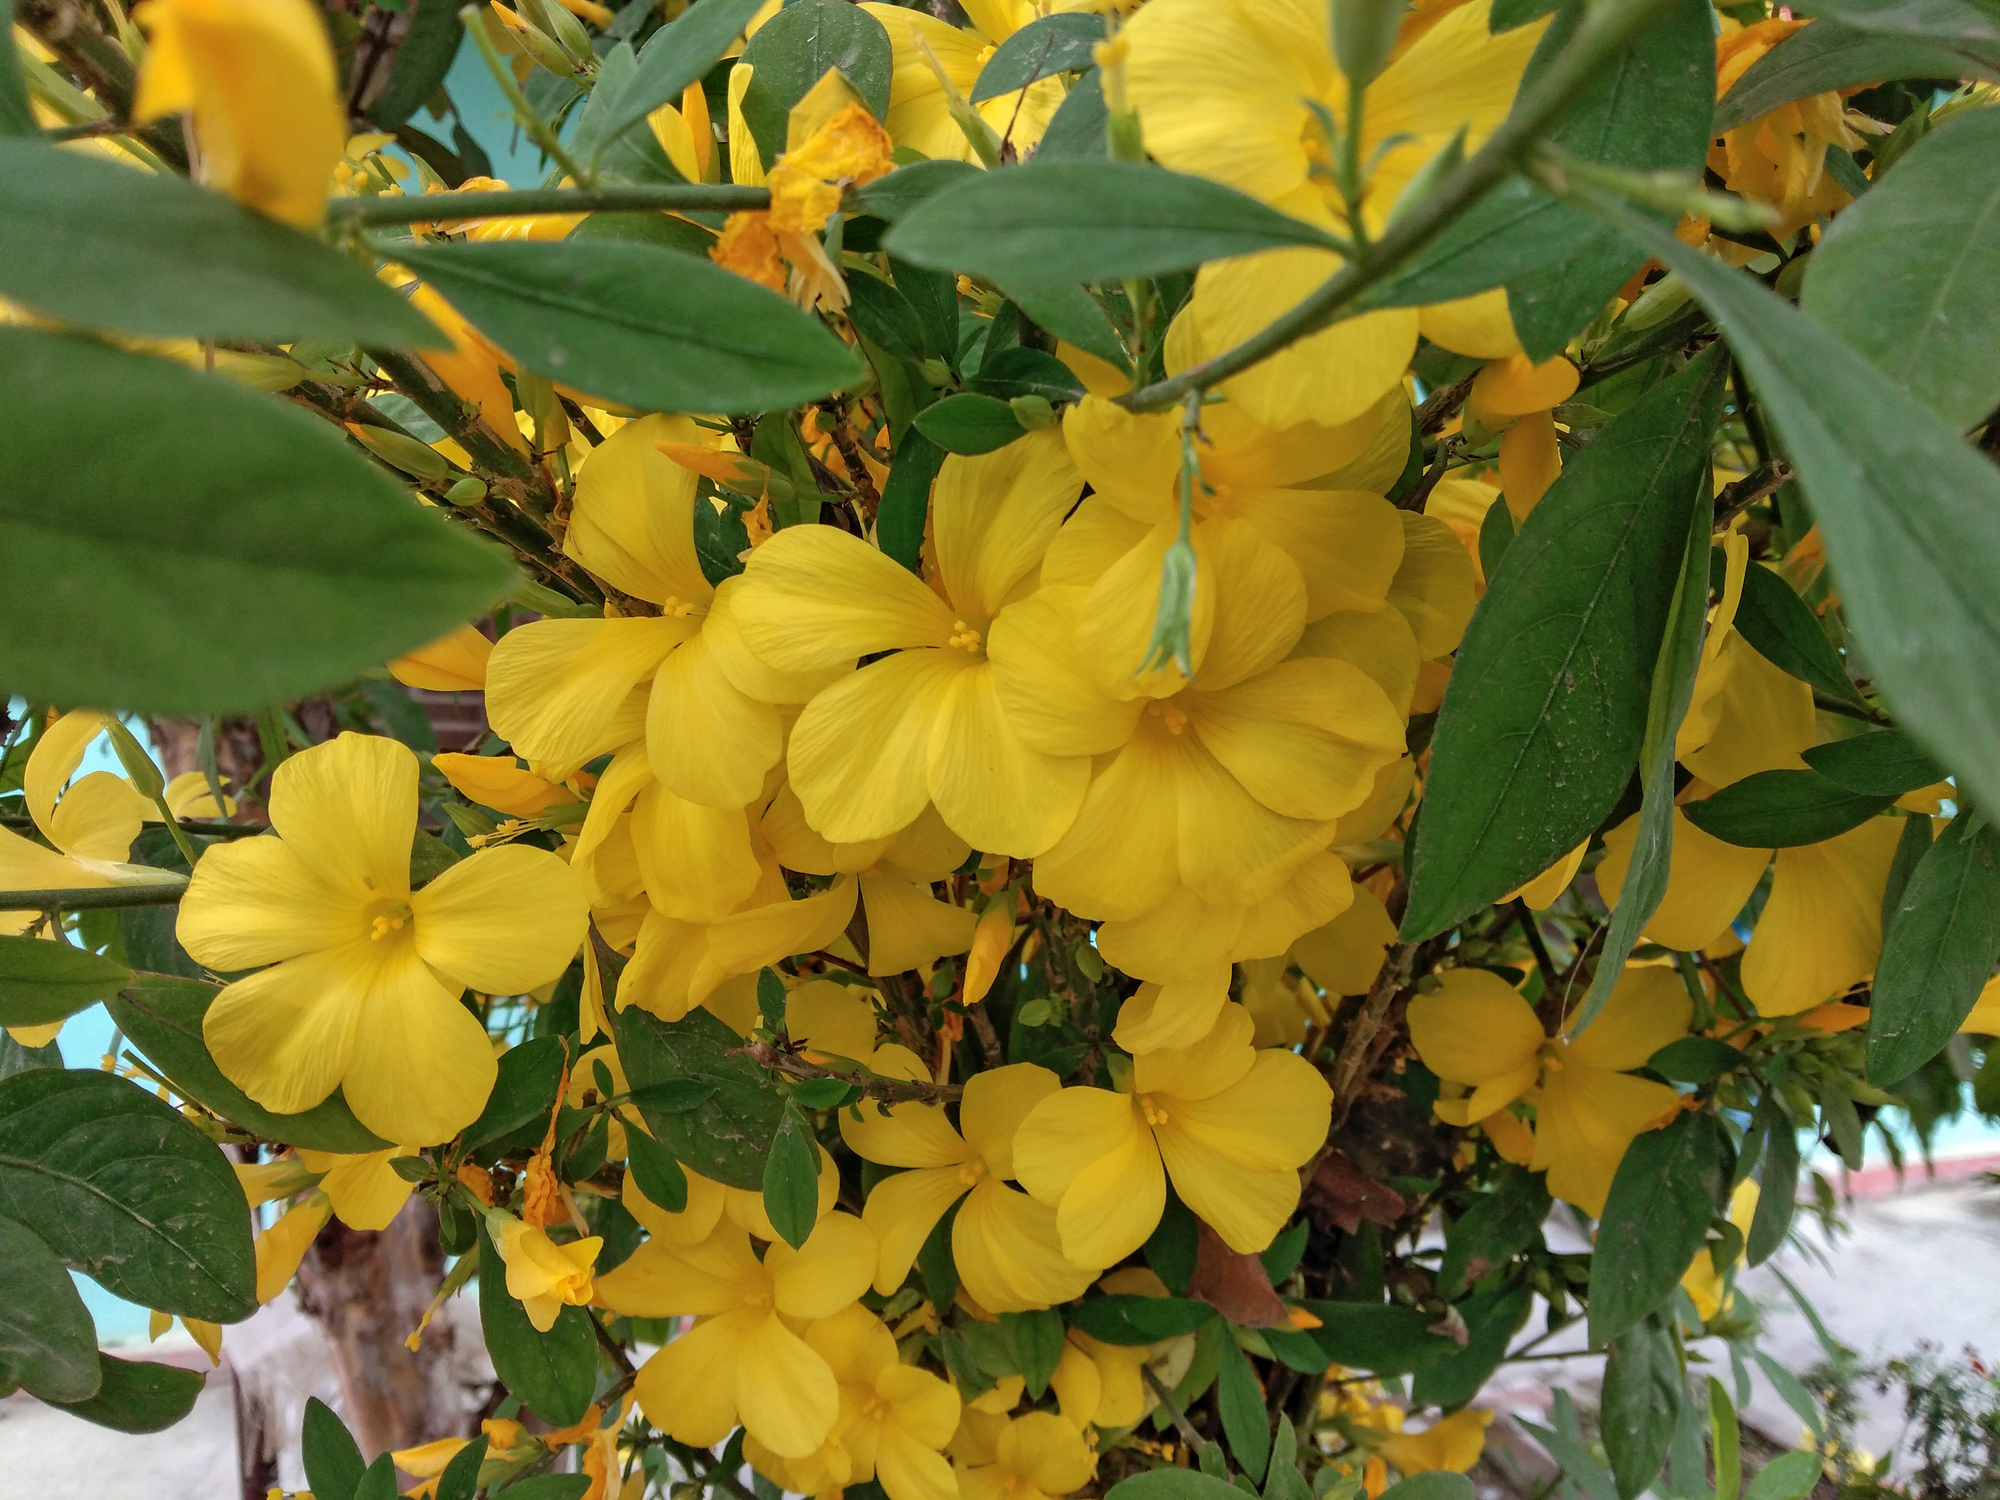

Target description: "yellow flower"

left=0, top=709, right=176, bottom=941
left=768, top=102, right=896, bottom=236
left=433, top=752, right=578, bottom=819
left=164, top=770, right=234, bottom=820
left=147, top=1308, right=223, bottom=1365
left=843, top=1060, right=1097, bottom=1311
left=390, top=624, right=494, bottom=692
left=131, top=0, right=343, bottom=229
left=1408, top=966, right=1689, bottom=1215
left=1122, top=0, right=1548, bottom=427
left=254, top=1190, right=332, bottom=1303
left=486, top=415, right=834, bottom=800
left=176, top=733, right=588, bottom=1145
left=732, top=428, right=1091, bottom=856
left=595, top=1213, right=878, bottom=1457
left=622, top=1140, right=841, bottom=1247
left=952, top=1410, right=1096, bottom=1500
left=1375, top=1407, right=1496, bottom=1478
left=489, top=1210, right=601, bottom=1333
left=1959, top=975, right=2000, bottom=1036
left=1051, top=1328, right=1154, bottom=1431
left=858, top=2, right=1068, bottom=165
left=1013, top=1003, right=1331, bottom=1265
left=1711, top=19, right=1865, bottom=244
left=1681, top=1180, right=1760, bottom=1324
left=296, top=1146, right=421, bottom=1231
left=745, top=1304, right=961, bottom=1500
left=1466, top=354, right=1579, bottom=522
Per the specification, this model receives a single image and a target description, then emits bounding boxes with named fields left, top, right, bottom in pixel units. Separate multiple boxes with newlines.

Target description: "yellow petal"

left=177, top=832, right=360, bottom=971
left=737, top=1309, right=842, bottom=1457
left=734, top=524, right=956, bottom=671
left=1171, top=727, right=1334, bottom=907
left=389, top=623, right=493, bottom=692
left=634, top=1311, right=749, bottom=1448
left=1498, top=409, right=1563, bottom=522
left=202, top=942, right=375, bottom=1116
left=1742, top=817, right=1902, bottom=1016
left=631, top=787, right=762, bottom=923
left=485, top=617, right=692, bottom=772
left=1419, top=288, right=1522, bottom=360
left=859, top=871, right=976, bottom=977
left=1534, top=1066, right=1682, bottom=1216
left=1112, top=968, right=1232, bottom=1054
left=767, top=1211, right=878, bottom=1318
left=927, top=662, right=1088, bottom=857
left=266, top=732, right=416, bottom=902
left=413, top=844, right=585, bottom=995
left=862, top=1164, right=971, bottom=1294
left=1032, top=729, right=1184, bottom=921
left=46, top=772, right=150, bottom=864
left=1596, top=807, right=1770, bottom=952
left=25, top=708, right=109, bottom=834
left=342, top=947, right=499, bottom=1145
left=1189, top=517, right=1307, bottom=691
left=1405, top=967, right=1543, bottom=1090
left=1133, top=1002, right=1259, bottom=1102
left=1388, top=512, right=1479, bottom=659
left=309, top=1147, right=416, bottom=1232
left=1564, top=965, right=1691, bottom=1073
left=1291, top=884, right=1397, bottom=996
left=987, top=587, right=1145, bottom=758
left=566, top=413, right=714, bottom=606
left=646, top=630, right=787, bottom=809
left=1189, top=656, right=1404, bottom=821
left=788, top=651, right=963, bottom=844
left=1223, top=488, right=1406, bottom=621
left=840, top=1097, right=969, bottom=1171
left=959, top=1063, right=1059, bottom=1181
left=690, top=877, right=859, bottom=1009
left=1679, top=633, right=1816, bottom=789
left=1293, top=608, right=1421, bottom=718
left=1507, top=840, right=1587, bottom=911
left=953, top=1176, right=1099, bottom=1311
left=1470, top=354, right=1579, bottom=421
left=932, top=429, right=1085, bottom=620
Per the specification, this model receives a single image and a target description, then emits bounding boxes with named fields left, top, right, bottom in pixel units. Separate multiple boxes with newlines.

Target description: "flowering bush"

left=4, top=0, right=2000, bottom=1498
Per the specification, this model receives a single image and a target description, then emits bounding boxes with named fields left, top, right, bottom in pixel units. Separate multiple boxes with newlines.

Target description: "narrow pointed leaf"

left=0, top=936, right=131, bottom=1029
left=1867, top=812, right=2000, bottom=1082
left=1679, top=768, right=1895, bottom=848
left=1589, top=1111, right=1732, bottom=1345
left=55, top=1352, right=204, bottom=1433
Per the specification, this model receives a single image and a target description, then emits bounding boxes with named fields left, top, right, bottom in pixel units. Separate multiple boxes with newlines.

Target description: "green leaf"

left=395, top=241, right=864, bottom=416
left=355, top=1453, right=400, bottom=1500
left=848, top=272, right=929, bottom=362
left=109, top=976, right=389, bottom=1154
left=624, top=1124, right=690, bottom=1213
left=998, top=277, right=1125, bottom=366
left=0, top=935, right=130, bottom=1029
left=0, top=1067, right=256, bottom=1322
left=850, top=160, right=982, bottom=222
left=1714, top=19, right=2000, bottom=133
left=1710, top=1378, right=1743, bottom=1500
left=1260, top=1219, right=1310, bottom=1285
left=968, top=347, right=1087, bottom=404
left=1802, top=109, right=2000, bottom=428
left=999, top=1308, right=1065, bottom=1400
left=971, top=13, right=1104, bottom=101
left=1414, top=1283, right=1534, bottom=1409
left=303, top=1396, right=366, bottom=1500
left=913, top=393, right=1027, bottom=455
left=1753, top=1349, right=1824, bottom=1442
left=1589, top=1111, right=1732, bottom=1345
left=1524, top=1420, right=1620, bottom=1500
left=1679, top=768, right=1895, bottom=848
left=1065, top=1294, right=1216, bottom=1344
left=435, top=1434, right=490, bottom=1500
left=1573, top=487, right=1714, bottom=1031
left=762, top=1100, right=819, bottom=1250
left=1882, top=807, right=1935, bottom=935
left=1744, top=1450, right=1822, bottom=1500
left=885, top=162, right=1344, bottom=285
left=0, top=327, right=513, bottom=714
left=592, top=0, right=764, bottom=165
left=1650, top=1036, right=1745, bottom=1084
left=409, top=829, right=462, bottom=888
left=1217, top=1335, right=1271, bottom=1484
left=476, top=1219, right=597, bottom=1426
left=366, top=0, right=465, bottom=129
left=0, top=1212, right=100, bottom=1402
left=1505, top=0, right=1720, bottom=358
left=1264, top=1414, right=1311, bottom=1500
left=1601, top=1314, right=1681, bottom=1500
left=1730, top=557, right=1861, bottom=704
left=1033, top=68, right=1108, bottom=162
left=0, top=0, right=34, bottom=137
left=0, top=141, right=441, bottom=347
left=1586, top=210, right=2000, bottom=822
left=54, top=1351, right=204, bottom=1433
left=1379, top=1479, right=1474, bottom=1500
left=626, top=1079, right=719, bottom=1113
left=493, top=1478, right=592, bottom=1500
left=1106, top=1473, right=1246, bottom=1500
left=458, top=1034, right=564, bottom=1156
left=1867, top=812, right=2000, bottom=1081
left=916, top=1196, right=960, bottom=1313
left=738, top=0, right=892, bottom=167
left=569, top=209, right=716, bottom=255
left=1802, top=728, right=1948, bottom=797
left=1438, top=1166, right=1550, bottom=1299
left=572, top=42, right=687, bottom=186
left=612, top=1002, right=786, bottom=1191
left=1745, top=1097, right=1799, bottom=1266
left=1297, top=1300, right=1458, bottom=1375
left=1402, top=346, right=1728, bottom=940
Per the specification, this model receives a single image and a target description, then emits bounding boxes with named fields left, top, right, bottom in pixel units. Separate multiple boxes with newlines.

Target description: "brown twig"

left=1416, top=373, right=1476, bottom=435
left=1327, top=942, right=1413, bottom=1132
left=1712, top=458, right=1794, bottom=530
left=733, top=1040, right=963, bottom=1104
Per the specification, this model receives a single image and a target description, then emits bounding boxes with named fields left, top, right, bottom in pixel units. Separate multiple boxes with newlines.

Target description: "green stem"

left=458, top=6, right=595, bottom=190
left=1341, top=72, right=1371, bottom=260
left=329, top=183, right=769, bottom=226
left=0, top=880, right=190, bottom=912
left=1112, top=0, right=1682, bottom=414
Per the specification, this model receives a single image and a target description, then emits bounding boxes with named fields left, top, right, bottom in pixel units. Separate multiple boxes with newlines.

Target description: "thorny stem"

left=735, top=1040, right=965, bottom=1104
left=328, top=182, right=770, bottom=226
left=1113, top=0, right=1684, bottom=415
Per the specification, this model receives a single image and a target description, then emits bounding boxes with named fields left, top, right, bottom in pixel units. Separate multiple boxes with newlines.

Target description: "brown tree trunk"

left=292, top=1197, right=480, bottom=1459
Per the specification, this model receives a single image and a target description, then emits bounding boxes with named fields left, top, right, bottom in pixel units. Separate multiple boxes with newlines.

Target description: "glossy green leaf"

left=877, top=429, right=944, bottom=574
left=1679, top=768, right=1894, bottom=848
left=762, top=1100, right=819, bottom=1251
left=1650, top=1035, right=1746, bottom=1083
left=850, top=160, right=982, bottom=222
left=886, top=162, right=1343, bottom=285
left=1802, top=728, right=1948, bottom=797
left=303, top=1396, right=366, bottom=1500
left=108, top=977, right=389, bottom=1154
left=1882, top=807, right=1935, bottom=937
left=460, top=1035, right=566, bottom=1155
left=1525, top=1419, right=1621, bottom=1500
left=1217, top=1335, right=1271, bottom=1483
left=1438, top=1166, right=1550, bottom=1299
left=1589, top=1111, right=1732, bottom=1344
left=970, top=13, right=1104, bottom=100
left=476, top=1219, right=597, bottom=1426
left=1106, top=1474, right=1246, bottom=1500
left=1745, top=1448, right=1823, bottom=1500
left=572, top=42, right=687, bottom=186
left=1602, top=1314, right=1681, bottom=1500
left=0, top=936, right=130, bottom=1029
left=434, top=1434, right=490, bottom=1500
left=738, top=0, right=892, bottom=166
left=968, top=347, right=1087, bottom=404
left=1730, top=557, right=1860, bottom=703
left=396, top=241, right=864, bottom=416
left=611, top=1002, right=786, bottom=1191
left=847, top=272, right=929, bottom=362
left=493, top=1479, right=592, bottom=1500
left=1065, top=1294, right=1216, bottom=1344
left=913, top=393, right=1028, bottom=454
left=1403, top=347, right=1728, bottom=940
left=1746, top=1101, right=1798, bottom=1268
left=997, top=277, right=1125, bottom=365
left=365, top=0, right=465, bottom=129
left=1714, top=18, right=2000, bottom=133
left=0, top=141, right=441, bottom=346
left=623, top=1122, right=690, bottom=1213
left=1298, top=1300, right=1459, bottom=1375
left=1411, top=1283, right=1533, bottom=1409
left=1380, top=1478, right=1475, bottom=1500
left=1868, top=812, right=2000, bottom=1081
left=592, top=0, right=764, bottom=164
left=0, top=1067, right=256, bottom=1322
left=1592, top=198, right=2000, bottom=819
left=0, top=327, right=513, bottom=714
left=0, top=1212, right=100, bottom=1402
left=1574, top=487, right=1714, bottom=1030
left=55, top=1351, right=204, bottom=1433
left=1032, top=67, right=1107, bottom=162
left=1802, top=109, right=2000, bottom=428
left=354, top=1453, right=399, bottom=1500
left=998, top=1308, right=1064, bottom=1400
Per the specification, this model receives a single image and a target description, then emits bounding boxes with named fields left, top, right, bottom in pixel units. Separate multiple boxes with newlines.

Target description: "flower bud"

left=962, top=900, right=1016, bottom=1006
left=1009, top=394, right=1057, bottom=431
left=444, top=476, right=489, bottom=505
left=347, top=422, right=451, bottom=480
left=1138, top=535, right=1199, bottom=679
left=1333, top=0, right=1407, bottom=90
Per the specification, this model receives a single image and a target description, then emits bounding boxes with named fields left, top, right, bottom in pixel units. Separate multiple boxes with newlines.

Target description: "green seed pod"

left=444, top=476, right=489, bottom=505
left=352, top=424, right=451, bottom=480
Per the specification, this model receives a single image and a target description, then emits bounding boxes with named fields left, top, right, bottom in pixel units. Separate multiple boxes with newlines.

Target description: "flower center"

left=1145, top=700, right=1189, bottom=734
left=957, top=1159, right=987, bottom=1188
left=660, top=595, right=700, bottom=619
left=948, top=620, right=985, bottom=654
left=746, top=1286, right=775, bottom=1309
left=367, top=900, right=415, bottom=942
left=1138, top=1094, right=1170, bottom=1128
